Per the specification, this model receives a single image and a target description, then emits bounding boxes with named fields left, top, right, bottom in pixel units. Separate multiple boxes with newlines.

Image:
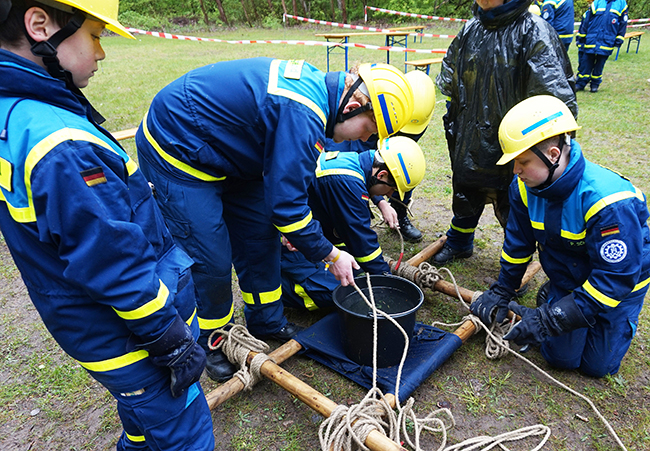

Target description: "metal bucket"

left=332, top=274, right=424, bottom=367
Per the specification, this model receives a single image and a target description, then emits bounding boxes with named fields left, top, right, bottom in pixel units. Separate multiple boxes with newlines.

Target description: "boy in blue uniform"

left=135, top=60, right=414, bottom=381
left=471, top=95, right=650, bottom=377
left=575, top=0, right=628, bottom=92
left=281, top=136, right=426, bottom=310
left=541, top=0, right=575, bottom=51
left=0, top=1, right=213, bottom=449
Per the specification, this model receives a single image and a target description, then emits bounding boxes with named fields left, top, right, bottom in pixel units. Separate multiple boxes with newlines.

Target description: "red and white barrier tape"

left=283, top=14, right=456, bottom=39
left=364, top=6, right=467, bottom=22
left=628, top=18, right=650, bottom=23
left=126, top=27, right=448, bottom=54
left=627, top=22, right=650, bottom=28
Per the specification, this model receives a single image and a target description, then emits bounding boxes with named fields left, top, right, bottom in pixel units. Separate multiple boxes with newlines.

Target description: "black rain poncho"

left=436, top=0, right=577, bottom=218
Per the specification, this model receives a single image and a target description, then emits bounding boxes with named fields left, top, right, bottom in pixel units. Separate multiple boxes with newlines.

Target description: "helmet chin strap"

left=25, top=9, right=106, bottom=124
left=326, top=74, right=372, bottom=137
left=529, top=136, right=565, bottom=189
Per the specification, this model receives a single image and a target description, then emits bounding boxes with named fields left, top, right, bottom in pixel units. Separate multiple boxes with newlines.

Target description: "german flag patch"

left=314, top=139, right=324, bottom=153
left=361, top=194, right=370, bottom=202
left=81, top=167, right=107, bottom=187
left=600, top=224, right=620, bottom=237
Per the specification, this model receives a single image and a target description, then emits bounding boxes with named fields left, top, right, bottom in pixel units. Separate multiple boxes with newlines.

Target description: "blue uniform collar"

left=529, top=139, right=585, bottom=200
left=324, top=71, right=347, bottom=139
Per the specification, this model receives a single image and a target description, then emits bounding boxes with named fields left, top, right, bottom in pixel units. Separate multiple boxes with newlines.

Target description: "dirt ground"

left=1, top=199, right=649, bottom=451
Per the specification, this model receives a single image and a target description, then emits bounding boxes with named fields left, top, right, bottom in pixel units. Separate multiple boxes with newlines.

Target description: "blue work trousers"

left=139, top=160, right=287, bottom=341
left=112, top=314, right=214, bottom=450
left=539, top=284, right=646, bottom=377
left=281, top=247, right=340, bottom=311
left=576, top=51, right=609, bottom=90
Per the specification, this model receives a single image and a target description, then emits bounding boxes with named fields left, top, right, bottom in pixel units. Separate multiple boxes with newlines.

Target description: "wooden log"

left=405, top=235, right=447, bottom=267
left=111, top=127, right=138, bottom=141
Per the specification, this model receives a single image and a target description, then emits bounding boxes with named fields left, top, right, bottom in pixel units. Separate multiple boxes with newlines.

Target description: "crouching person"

left=0, top=1, right=213, bottom=448
left=471, top=95, right=650, bottom=377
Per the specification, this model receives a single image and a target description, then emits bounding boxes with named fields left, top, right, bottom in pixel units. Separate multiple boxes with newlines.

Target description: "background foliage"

left=118, top=0, right=650, bottom=29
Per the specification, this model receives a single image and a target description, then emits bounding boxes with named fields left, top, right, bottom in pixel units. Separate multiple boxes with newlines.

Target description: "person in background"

left=541, top=0, right=575, bottom=51
left=281, top=136, right=426, bottom=311
left=135, top=59, right=413, bottom=382
left=0, top=0, right=214, bottom=449
left=471, top=95, right=650, bottom=377
left=575, top=0, right=628, bottom=93
left=325, top=69, right=437, bottom=243
left=434, top=0, right=577, bottom=265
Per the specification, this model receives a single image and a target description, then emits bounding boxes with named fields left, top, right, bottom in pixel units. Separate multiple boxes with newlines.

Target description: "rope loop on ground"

left=208, top=325, right=273, bottom=390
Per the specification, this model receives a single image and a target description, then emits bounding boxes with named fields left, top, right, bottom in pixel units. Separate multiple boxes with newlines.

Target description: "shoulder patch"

left=81, top=167, right=107, bottom=187
left=600, top=224, right=620, bottom=237
left=284, top=60, right=305, bottom=80
left=325, top=151, right=339, bottom=160
left=600, top=239, right=627, bottom=263
left=315, top=139, right=325, bottom=153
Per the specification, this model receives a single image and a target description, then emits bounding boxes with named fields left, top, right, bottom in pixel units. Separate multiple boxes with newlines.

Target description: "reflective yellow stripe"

left=77, top=349, right=149, bottom=372
left=560, top=229, right=586, bottom=240
left=531, top=220, right=544, bottom=230
left=559, top=33, right=574, bottom=39
left=450, top=223, right=475, bottom=234
left=76, top=307, right=197, bottom=373
left=0, top=157, right=13, bottom=191
left=8, top=128, right=128, bottom=223
left=583, top=279, right=620, bottom=307
left=141, top=112, right=225, bottom=182
left=198, top=302, right=234, bottom=330
left=276, top=211, right=313, bottom=234
left=241, top=286, right=282, bottom=305
left=267, top=59, right=327, bottom=126
left=316, top=167, right=365, bottom=181
left=517, top=178, right=528, bottom=208
left=585, top=188, right=644, bottom=223
left=501, top=249, right=532, bottom=265
left=294, top=283, right=319, bottom=311
left=113, top=280, right=169, bottom=320
left=633, top=275, right=650, bottom=292
left=126, top=433, right=146, bottom=443
left=356, top=247, right=382, bottom=263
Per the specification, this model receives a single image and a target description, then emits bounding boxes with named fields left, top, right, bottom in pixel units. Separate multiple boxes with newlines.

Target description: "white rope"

left=208, top=324, right=274, bottom=390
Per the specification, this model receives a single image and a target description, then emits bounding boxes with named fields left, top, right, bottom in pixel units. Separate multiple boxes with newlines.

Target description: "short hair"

left=342, top=65, right=371, bottom=108
left=0, top=0, right=73, bottom=47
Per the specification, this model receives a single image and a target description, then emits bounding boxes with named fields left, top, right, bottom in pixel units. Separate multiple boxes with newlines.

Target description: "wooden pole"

left=405, top=235, right=446, bottom=267
left=111, top=127, right=138, bottom=141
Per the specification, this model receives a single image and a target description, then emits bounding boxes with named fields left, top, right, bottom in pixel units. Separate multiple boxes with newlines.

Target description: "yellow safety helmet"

left=377, top=136, right=426, bottom=200
left=358, top=63, right=414, bottom=139
left=401, top=70, right=436, bottom=135
left=43, top=0, right=134, bottom=38
left=529, top=4, right=541, bottom=15
left=497, top=95, right=580, bottom=165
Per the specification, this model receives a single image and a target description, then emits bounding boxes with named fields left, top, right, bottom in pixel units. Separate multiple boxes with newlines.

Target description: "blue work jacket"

left=0, top=50, right=196, bottom=392
left=542, top=0, right=575, bottom=46
left=497, top=140, right=650, bottom=320
left=309, top=150, right=390, bottom=274
left=576, top=0, right=628, bottom=55
left=137, top=57, right=345, bottom=262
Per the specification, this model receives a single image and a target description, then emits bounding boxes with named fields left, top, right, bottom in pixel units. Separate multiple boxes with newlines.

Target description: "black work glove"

left=470, top=283, right=517, bottom=325
left=503, top=295, right=593, bottom=347
left=146, top=315, right=207, bottom=398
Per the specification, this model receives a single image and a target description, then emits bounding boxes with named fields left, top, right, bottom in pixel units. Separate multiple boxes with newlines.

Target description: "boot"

left=390, top=198, right=423, bottom=242
left=205, top=348, right=238, bottom=382
left=536, top=280, right=551, bottom=307
left=254, top=322, right=304, bottom=343
left=432, top=242, right=473, bottom=265
left=398, top=216, right=423, bottom=242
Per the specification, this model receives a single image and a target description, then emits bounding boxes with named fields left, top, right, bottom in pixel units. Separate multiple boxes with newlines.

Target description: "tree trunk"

left=249, top=0, right=259, bottom=21
left=292, top=0, right=297, bottom=16
left=280, top=0, right=287, bottom=15
left=301, top=0, right=310, bottom=17
left=240, top=0, right=253, bottom=26
left=338, top=0, right=347, bottom=24
left=267, top=0, right=273, bottom=11
left=198, top=0, right=210, bottom=24
left=213, top=0, right=229, bottom=25
left=330, top=0, right=335, bottom=21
